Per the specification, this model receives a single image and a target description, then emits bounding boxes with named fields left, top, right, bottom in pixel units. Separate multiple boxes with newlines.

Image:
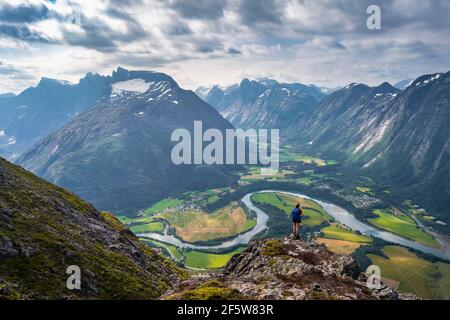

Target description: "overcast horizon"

left=1, top=0, right=450, bottom=94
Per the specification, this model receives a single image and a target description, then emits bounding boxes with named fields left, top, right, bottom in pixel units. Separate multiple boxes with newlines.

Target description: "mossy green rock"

left=0, top=157, right=184, bottom=299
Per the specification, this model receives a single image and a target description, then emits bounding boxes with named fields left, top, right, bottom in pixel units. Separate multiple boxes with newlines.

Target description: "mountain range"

left=3, top=67, right=449, bottom=222
left=17, top=68, right=238, bottom=214
left=298, top=73, right=450, bottom=222
left=0, top=73, right=114, bottom=160
left=199, top=73, right=450, bottom=224
left=1, top=66, right=448, bottom=300
left=195, top=79, right=325, bottom=134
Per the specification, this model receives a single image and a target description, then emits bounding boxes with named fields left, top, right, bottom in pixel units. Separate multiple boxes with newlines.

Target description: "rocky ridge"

left=166, top=238, right=418, bottom=300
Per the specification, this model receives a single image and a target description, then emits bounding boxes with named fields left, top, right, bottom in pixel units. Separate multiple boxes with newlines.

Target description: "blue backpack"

left=291, top=207, right=302, bottom=220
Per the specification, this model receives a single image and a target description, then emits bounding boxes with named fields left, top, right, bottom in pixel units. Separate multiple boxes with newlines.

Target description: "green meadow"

left=129, top=221, right=165, bottom=233
left=251, top=192, right=333, bottom=227
left=369, top=208, right=439, bottom=248
left=321, top=224, right=372, bottom=243
left=368, top=246, right=450, bottom=299
left=279, top=148, right=334, bottom=166
left=144, top=198, right=183, bottom=214
left=184, top=247, right=245, bottom=269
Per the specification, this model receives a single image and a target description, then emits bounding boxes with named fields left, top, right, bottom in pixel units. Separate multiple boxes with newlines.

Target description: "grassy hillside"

left=184, top=248, right=245, bottom=269
left=367, top=246, right=450, bottom=299
left=0, top=158, right=184, bottom=299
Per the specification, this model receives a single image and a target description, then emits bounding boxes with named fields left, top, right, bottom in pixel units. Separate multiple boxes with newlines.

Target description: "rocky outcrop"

left=166, top=238, right=418, bottom=300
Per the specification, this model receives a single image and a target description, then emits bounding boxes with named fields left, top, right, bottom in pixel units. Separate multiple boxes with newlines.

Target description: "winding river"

left=138, top=190, right=450, bottom=261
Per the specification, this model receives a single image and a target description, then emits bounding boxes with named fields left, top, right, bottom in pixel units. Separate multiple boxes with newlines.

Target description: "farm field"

left=356, top=187, right=372, bottom=194
left=321, top=224, right=372, bottom=243
left=367, top=246, right=450, bottom=299
left=184, top=247, right=245, bottom=269
left=144, top=198, right=182, bottom=214
left=317, top=238, right=365, bottom=254
left=118, top=215, right=152, bottom=225
left=369, top=208, right=439, bottom=248
left=160, top=203, right=256, bottom=243
left=129, top=221, right=165, bottom=233
left=251, top=192, right=332, bottom=227
left=279, top=148, right=334, bottom=166
left=239, top=167, right=295, bottom=182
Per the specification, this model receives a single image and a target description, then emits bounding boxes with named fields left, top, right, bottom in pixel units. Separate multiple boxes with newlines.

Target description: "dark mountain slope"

left=299, top=82, right=401, bottom=155
left=18, top=68, right=237, bottom=214
left=361, top=73, right=450, bottom=217
left=0, top=157, right=183, bottom=299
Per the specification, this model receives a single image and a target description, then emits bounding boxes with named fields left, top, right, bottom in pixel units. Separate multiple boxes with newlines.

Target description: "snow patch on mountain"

left=414, top=74, right=442, bottom=87
left=112, top=79, right=152, bottom=94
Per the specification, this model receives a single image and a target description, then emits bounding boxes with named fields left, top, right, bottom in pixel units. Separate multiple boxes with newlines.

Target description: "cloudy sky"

left=0, top=0, right=449, bottom=93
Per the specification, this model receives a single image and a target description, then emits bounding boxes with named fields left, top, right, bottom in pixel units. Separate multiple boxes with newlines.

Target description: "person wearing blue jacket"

left=291, top=204, right=303, bottom=240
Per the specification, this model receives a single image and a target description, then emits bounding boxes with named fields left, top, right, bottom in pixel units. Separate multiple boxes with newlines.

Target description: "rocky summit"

left=166, top=238, right=418, bottom=300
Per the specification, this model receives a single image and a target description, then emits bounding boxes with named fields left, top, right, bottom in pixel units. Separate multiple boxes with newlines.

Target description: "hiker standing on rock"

left=291, top=203, right=303, bottom=240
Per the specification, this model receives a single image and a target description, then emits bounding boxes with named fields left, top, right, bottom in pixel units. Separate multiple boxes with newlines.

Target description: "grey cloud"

left=63, top=17, right=118, bottom=51
left=105, top=8, right=147, bottom=40
left=108, top=0, right=145, bottom=7
left=62, top=7, right=148, bottom=52
left=227, top=47, right=241, bottom=55
left=0, top=4, right=50, bottom=23
left=171, top=0, right=226, bottom=20
left=165, top=22, right=192, bottom=36
left=237, top=0, right=283, bottom=26
left=0, top=24, right=51, bottom=42
left=0, top=62, right=34, bottom=80
left=195, top=40, right=223, bottom=53
left=0, top=62, right=19, bottom=75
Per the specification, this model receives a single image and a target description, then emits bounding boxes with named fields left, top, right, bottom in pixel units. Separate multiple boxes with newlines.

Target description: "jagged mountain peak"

left=343, top=83, right=369, bottom=91
left=110, top=67, right=178, bottom=88
left=37, top=77, right=74, bottom=88
left=375, top=82, right=399, bottom=93
left=371, top=82, right=401, bottom=98
left=255, top=77, right=279, bottom=87
left=410, top=72, right=445, bottom=89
